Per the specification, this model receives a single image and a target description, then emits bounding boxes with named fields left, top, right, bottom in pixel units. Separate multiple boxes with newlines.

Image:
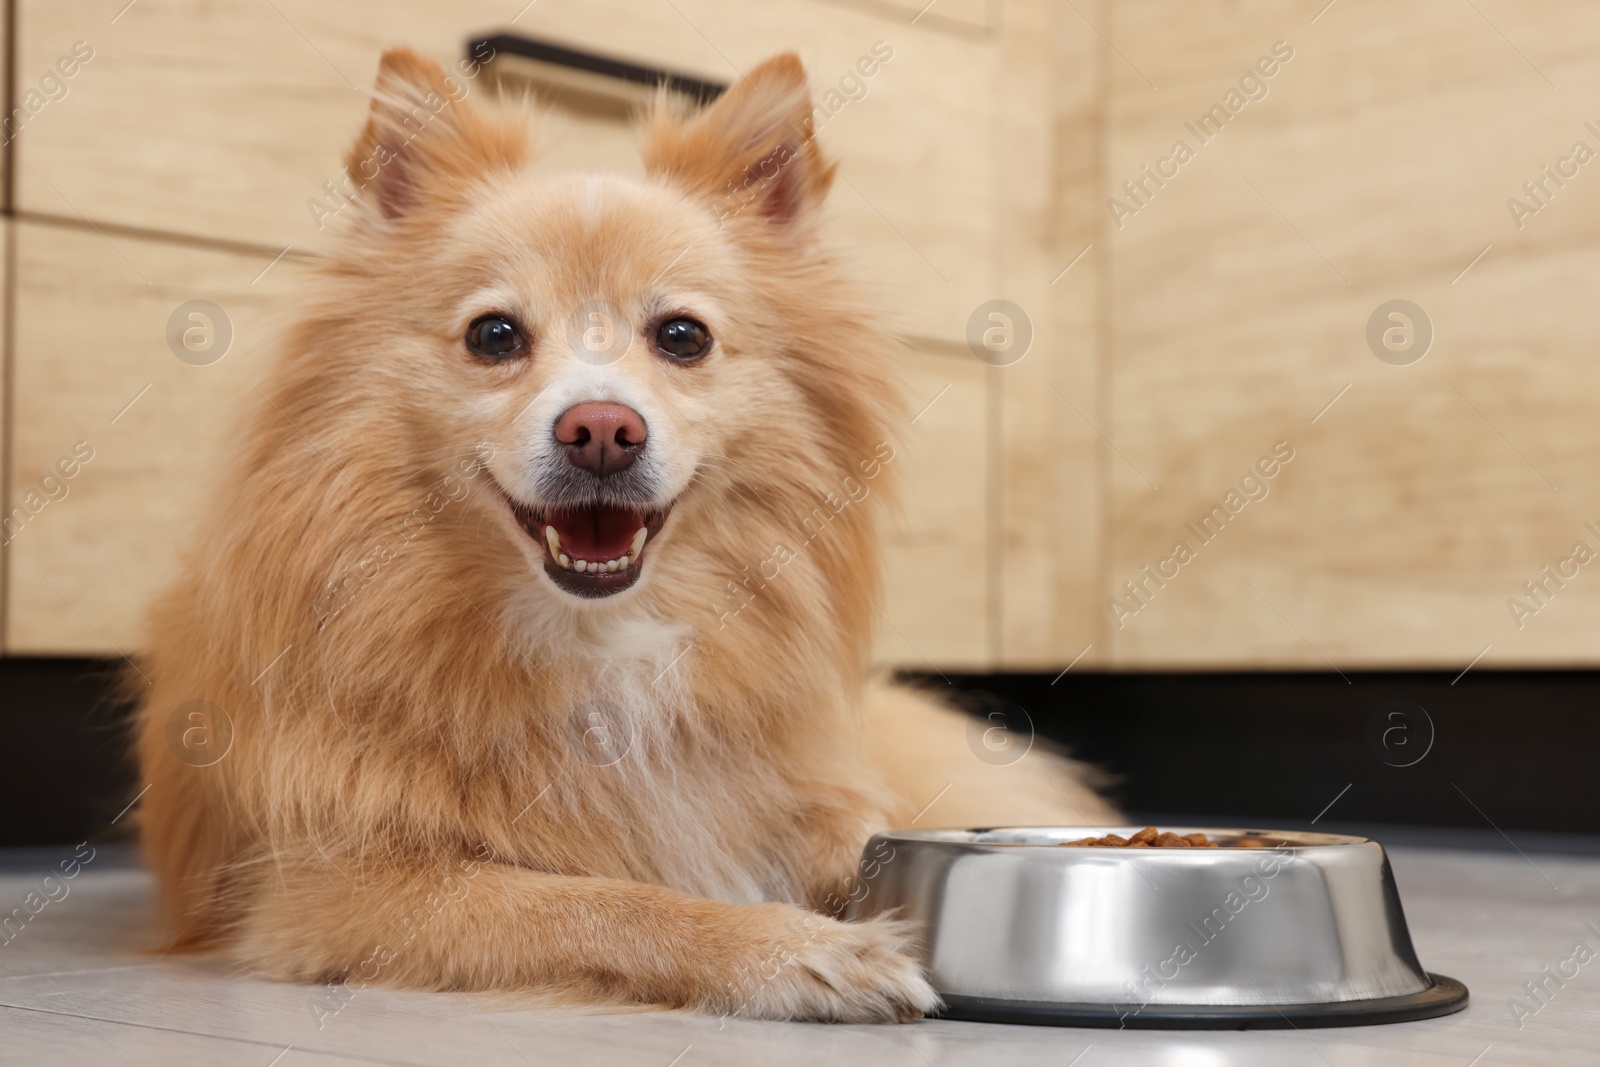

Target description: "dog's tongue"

left=548, top=504, right=642, bottom=562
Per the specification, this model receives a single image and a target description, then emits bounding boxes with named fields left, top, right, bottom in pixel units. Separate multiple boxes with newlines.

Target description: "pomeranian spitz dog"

left=133, top=47, right=1114, bottom=1022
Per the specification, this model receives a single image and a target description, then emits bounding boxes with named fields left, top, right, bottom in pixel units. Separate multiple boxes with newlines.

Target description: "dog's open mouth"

left=507, top=498, right=671, bottom=598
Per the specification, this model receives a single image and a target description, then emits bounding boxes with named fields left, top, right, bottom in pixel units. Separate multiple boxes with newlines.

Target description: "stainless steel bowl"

left=844, top=826, right=1467, bottom=1028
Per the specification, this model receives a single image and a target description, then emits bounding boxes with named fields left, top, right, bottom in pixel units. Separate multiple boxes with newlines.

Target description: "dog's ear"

left=642, top=53, right=835, bottom=229
left=343, top=47, right=530, bottom=221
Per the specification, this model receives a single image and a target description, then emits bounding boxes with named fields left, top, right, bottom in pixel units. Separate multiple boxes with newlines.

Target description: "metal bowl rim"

left=934, top=973, right=1469, bottom=1029
left=877, top=825, right=1371, bottom=850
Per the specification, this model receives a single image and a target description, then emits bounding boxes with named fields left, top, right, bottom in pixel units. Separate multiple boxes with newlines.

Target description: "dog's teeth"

left=549, top=535, right=645, bottom=576
left=559, top=554, right=638, bottom=575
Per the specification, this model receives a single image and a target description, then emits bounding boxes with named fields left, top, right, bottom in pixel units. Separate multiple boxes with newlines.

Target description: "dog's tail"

left=865, top=682, right=1121, bottom=830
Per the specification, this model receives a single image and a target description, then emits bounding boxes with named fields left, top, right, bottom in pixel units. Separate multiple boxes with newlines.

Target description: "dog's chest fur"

left=504, top=611, right=808, bottom=906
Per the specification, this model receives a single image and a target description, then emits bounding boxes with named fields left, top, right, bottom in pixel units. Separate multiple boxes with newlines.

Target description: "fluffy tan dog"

left=132, top=47, right=1114, bottom=1022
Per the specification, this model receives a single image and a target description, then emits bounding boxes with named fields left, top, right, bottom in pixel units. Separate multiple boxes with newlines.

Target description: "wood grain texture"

left=823, top=0, right=995, bottom=36
left=1104, top=0, right=1600, bottom=667
left=876, top=347, right=989, bottom=669
left=993, top=0, right=1101, bottom=668
left=5, top=221, right=300, bottom=653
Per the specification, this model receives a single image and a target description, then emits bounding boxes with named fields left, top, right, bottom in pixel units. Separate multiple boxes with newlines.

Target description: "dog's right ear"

left=342, top=47, right=530, bottom=223
left=641, top=53, right=835, bottom=232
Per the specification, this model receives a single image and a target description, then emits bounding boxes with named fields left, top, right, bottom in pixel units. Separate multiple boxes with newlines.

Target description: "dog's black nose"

left=554, top=402, right=647, bottom=478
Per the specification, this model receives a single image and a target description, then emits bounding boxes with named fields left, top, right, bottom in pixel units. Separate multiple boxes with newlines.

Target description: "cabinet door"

left=18, top=0, right=996, bottom=343
left=6, top=222, right=298, bottom=653
left=1105, top=0, right=1600, bottom=667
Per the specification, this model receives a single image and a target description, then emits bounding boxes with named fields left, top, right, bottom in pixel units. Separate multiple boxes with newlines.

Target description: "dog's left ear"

left=344, top=47, right=531, bottom=222
left=642, top=53, right=835, bottom=229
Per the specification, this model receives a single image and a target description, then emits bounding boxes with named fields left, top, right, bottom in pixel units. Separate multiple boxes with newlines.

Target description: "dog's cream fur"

left=132, top=48, right=1115, bottom=1022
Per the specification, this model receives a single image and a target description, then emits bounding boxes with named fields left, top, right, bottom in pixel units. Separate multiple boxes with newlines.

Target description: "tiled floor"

left=1, top=841, right=1596, bottom=1066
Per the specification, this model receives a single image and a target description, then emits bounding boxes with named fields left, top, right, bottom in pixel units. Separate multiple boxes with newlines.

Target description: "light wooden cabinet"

left=11, top=0, right=1595, bottom=670
left=5, top=222, right=300, bottom=652
left=1102, top=0, right=1600, bottom=668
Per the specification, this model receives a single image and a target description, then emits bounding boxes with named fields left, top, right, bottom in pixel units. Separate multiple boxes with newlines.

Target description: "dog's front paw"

left=712, top=907, right=940, bottom=1023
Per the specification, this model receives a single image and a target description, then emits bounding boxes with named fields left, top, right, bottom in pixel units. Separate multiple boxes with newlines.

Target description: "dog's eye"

left=467, top=315, right=524, bottom=360
left=654, top=317, right=711, bottom=362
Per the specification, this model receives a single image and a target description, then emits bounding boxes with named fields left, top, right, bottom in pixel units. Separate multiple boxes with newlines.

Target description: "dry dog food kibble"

left=1060, top=826, right=1219, bottom=848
